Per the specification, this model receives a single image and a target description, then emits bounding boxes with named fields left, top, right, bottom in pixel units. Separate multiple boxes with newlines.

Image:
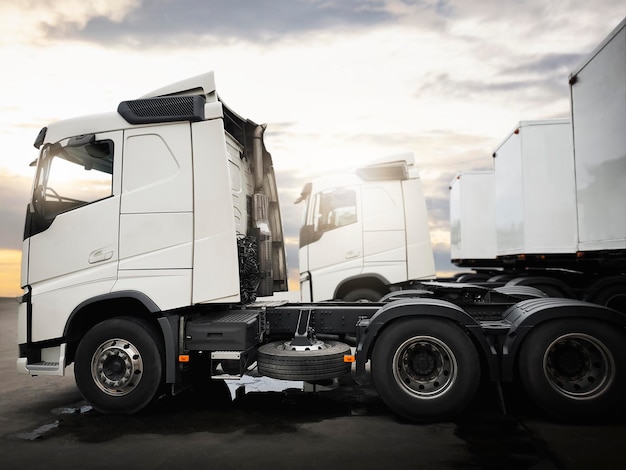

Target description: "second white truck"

left=297, top=154, right=436, bottom=302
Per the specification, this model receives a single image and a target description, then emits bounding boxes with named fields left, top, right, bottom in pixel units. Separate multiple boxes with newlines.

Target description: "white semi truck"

left=451, top=18, right=626, bottom=312
left=18, top=71, right=626, bottom=423
left=297, top=154, right=436, bottom=302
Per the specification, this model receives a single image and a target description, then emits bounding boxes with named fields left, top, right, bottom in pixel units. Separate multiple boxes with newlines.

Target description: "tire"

left=74, top=317, right=164, bottom=414
left=371, top=317, right=480, bottom=422
left=590, top=285, right=626, bottom=314
left=257, top=340, right=351, bottom=381
left=518, top=319, right=626, bottom=421
left=343, top=288, right=383, bottom=302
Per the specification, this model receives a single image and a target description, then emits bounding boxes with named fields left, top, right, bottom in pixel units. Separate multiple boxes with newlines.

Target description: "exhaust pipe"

left=253, top=123, right=267, bottom=191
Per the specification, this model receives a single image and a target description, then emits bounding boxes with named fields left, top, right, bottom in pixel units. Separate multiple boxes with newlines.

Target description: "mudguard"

left=355, top=298, right=495, bottom=381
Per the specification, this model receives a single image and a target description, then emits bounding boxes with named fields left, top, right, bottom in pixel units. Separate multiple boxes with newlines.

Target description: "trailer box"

left=449, top=171, right=497, bottom=263
left=492, top=119, right=577, bottom=257
left=570, top=18, right=626, bottom=251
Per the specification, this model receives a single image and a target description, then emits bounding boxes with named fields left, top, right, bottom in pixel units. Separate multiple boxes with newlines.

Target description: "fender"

left=500, top=297, right=626, bottom=381
left=355, top=297, right=495, bottom=381
left=64, top=290, right=161, bottom=337
left=334, top=272, right=390, bottom=299
left=506, top=276, right=575, bottom=298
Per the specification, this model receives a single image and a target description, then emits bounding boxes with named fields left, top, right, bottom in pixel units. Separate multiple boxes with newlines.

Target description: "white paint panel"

left=118, top=213, right=193, bottom=269
left=121, top=124, right=193, bottom=214
left=449, top=172, right=497, bottom=260
left=571, top=20, right=626, bottom=250
left=362, top=182, right=404, bottom=231
left=113, top=269, right=192, bottom=311
left=494, top=130, right=524, bottom=255
left=310, top=257, right=364, bottom=301
left=191, top=120, right=241, bottom=303
left=119, top=212, right=193, bottom=270
left=363, top=231, right=406, bottom=261
left=30, top=271, right=117, bottom=341
left=494, top=120, right=576, bottom=256
left=403, top=178, right=435, bottom=280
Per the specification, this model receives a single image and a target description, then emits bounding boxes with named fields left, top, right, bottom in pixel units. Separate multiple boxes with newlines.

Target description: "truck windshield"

left=33, top=137, right=114, bottom=219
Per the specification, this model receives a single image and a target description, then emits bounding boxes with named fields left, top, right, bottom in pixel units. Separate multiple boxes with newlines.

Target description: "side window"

left=313, top=188, right=357, bottom=233
left=34, top=137, right=113, bottom=219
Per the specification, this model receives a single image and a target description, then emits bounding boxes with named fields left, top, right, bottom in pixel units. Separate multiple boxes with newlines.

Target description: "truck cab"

left=18, top=72, right=287, bottom=378
left=297, top=155, right=435, bottom=302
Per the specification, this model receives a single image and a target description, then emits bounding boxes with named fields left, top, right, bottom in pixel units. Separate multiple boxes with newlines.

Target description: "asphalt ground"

left=1, top=297, right=625, bottom=470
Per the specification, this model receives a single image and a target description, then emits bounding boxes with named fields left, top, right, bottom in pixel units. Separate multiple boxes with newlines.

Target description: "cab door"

left=25, top=131, right=122, bottom=341
left=300, top=186, right=363, bottom=301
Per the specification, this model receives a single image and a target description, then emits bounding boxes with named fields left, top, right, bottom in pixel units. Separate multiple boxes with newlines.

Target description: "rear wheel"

left=75, top=317, right=164, bottom=414
left=591, top=284, right=626, bottom=314
left=519, top=319, right=626, bottom=420
left=371, top=317, right=481, bottom=421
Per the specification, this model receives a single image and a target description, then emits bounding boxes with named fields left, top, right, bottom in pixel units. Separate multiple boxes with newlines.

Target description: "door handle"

left=345, top=250, right=361, bottom=259
left=89, top=250, right=114, bottom=264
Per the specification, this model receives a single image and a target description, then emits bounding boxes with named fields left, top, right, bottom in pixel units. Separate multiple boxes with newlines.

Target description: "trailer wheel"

left=257, top=340, right=351, bottom=381
left=371, top=317, right=480, bottom=421
left=519, top=319, right=626, bottom=420
left=75, top=317, right=163, bottom=414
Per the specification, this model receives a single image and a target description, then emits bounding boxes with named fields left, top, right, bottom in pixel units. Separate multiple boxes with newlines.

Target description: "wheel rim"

left=91, top=338, right=144, bottom=396
left=392, top=335, right=457, bottom=399
left=543, top=333, right=615, bottom=400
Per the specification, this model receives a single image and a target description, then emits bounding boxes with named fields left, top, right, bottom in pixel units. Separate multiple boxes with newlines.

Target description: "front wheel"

left=371, top=317, right=481, bottom=422
left=518, top=319, right=626, bottom=421
left=74, top=317, right=164, bottom=414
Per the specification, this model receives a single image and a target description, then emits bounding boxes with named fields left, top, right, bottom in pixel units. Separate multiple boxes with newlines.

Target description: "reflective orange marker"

left=343, top=355, right=356, bottom=363
left=178, top=354, right=190, bottom=363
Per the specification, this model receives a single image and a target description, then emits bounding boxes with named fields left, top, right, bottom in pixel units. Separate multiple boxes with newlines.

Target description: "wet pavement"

left=1, top=298, right=625, bottom=469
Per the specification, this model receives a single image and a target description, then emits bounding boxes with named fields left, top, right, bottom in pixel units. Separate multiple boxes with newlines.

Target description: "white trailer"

left=449, top=171, right=497, bottom=264
left=17, top=71, right=626, bottom=423
left=451, top=18, right=626, bottom=309
left=570, top=17, right=626, bottom=252
left=493, top=119, right=577, bottom=257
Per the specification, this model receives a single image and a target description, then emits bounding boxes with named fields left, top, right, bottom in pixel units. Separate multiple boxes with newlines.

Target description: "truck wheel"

left=519, top=319, right=626, bottom=420
left=371, top=317, right=480, bottom=421
left=258, top=340, right=351, bottom=381
left=74, top=317, right=164, bottom=414
left=591, top=285, right=626, bottom=314
left=343, top=288, right=383, bottom=302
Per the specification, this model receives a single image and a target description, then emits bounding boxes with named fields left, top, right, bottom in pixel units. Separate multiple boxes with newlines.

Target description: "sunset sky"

left=0, top=1, right=623, bottom=296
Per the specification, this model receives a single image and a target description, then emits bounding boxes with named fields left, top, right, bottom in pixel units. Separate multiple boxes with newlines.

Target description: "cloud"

left=40, top=0, right=396, bottom=46
left=414, top=52, right=588, bottom=116
left=0, top=0, right=141, bottom=45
